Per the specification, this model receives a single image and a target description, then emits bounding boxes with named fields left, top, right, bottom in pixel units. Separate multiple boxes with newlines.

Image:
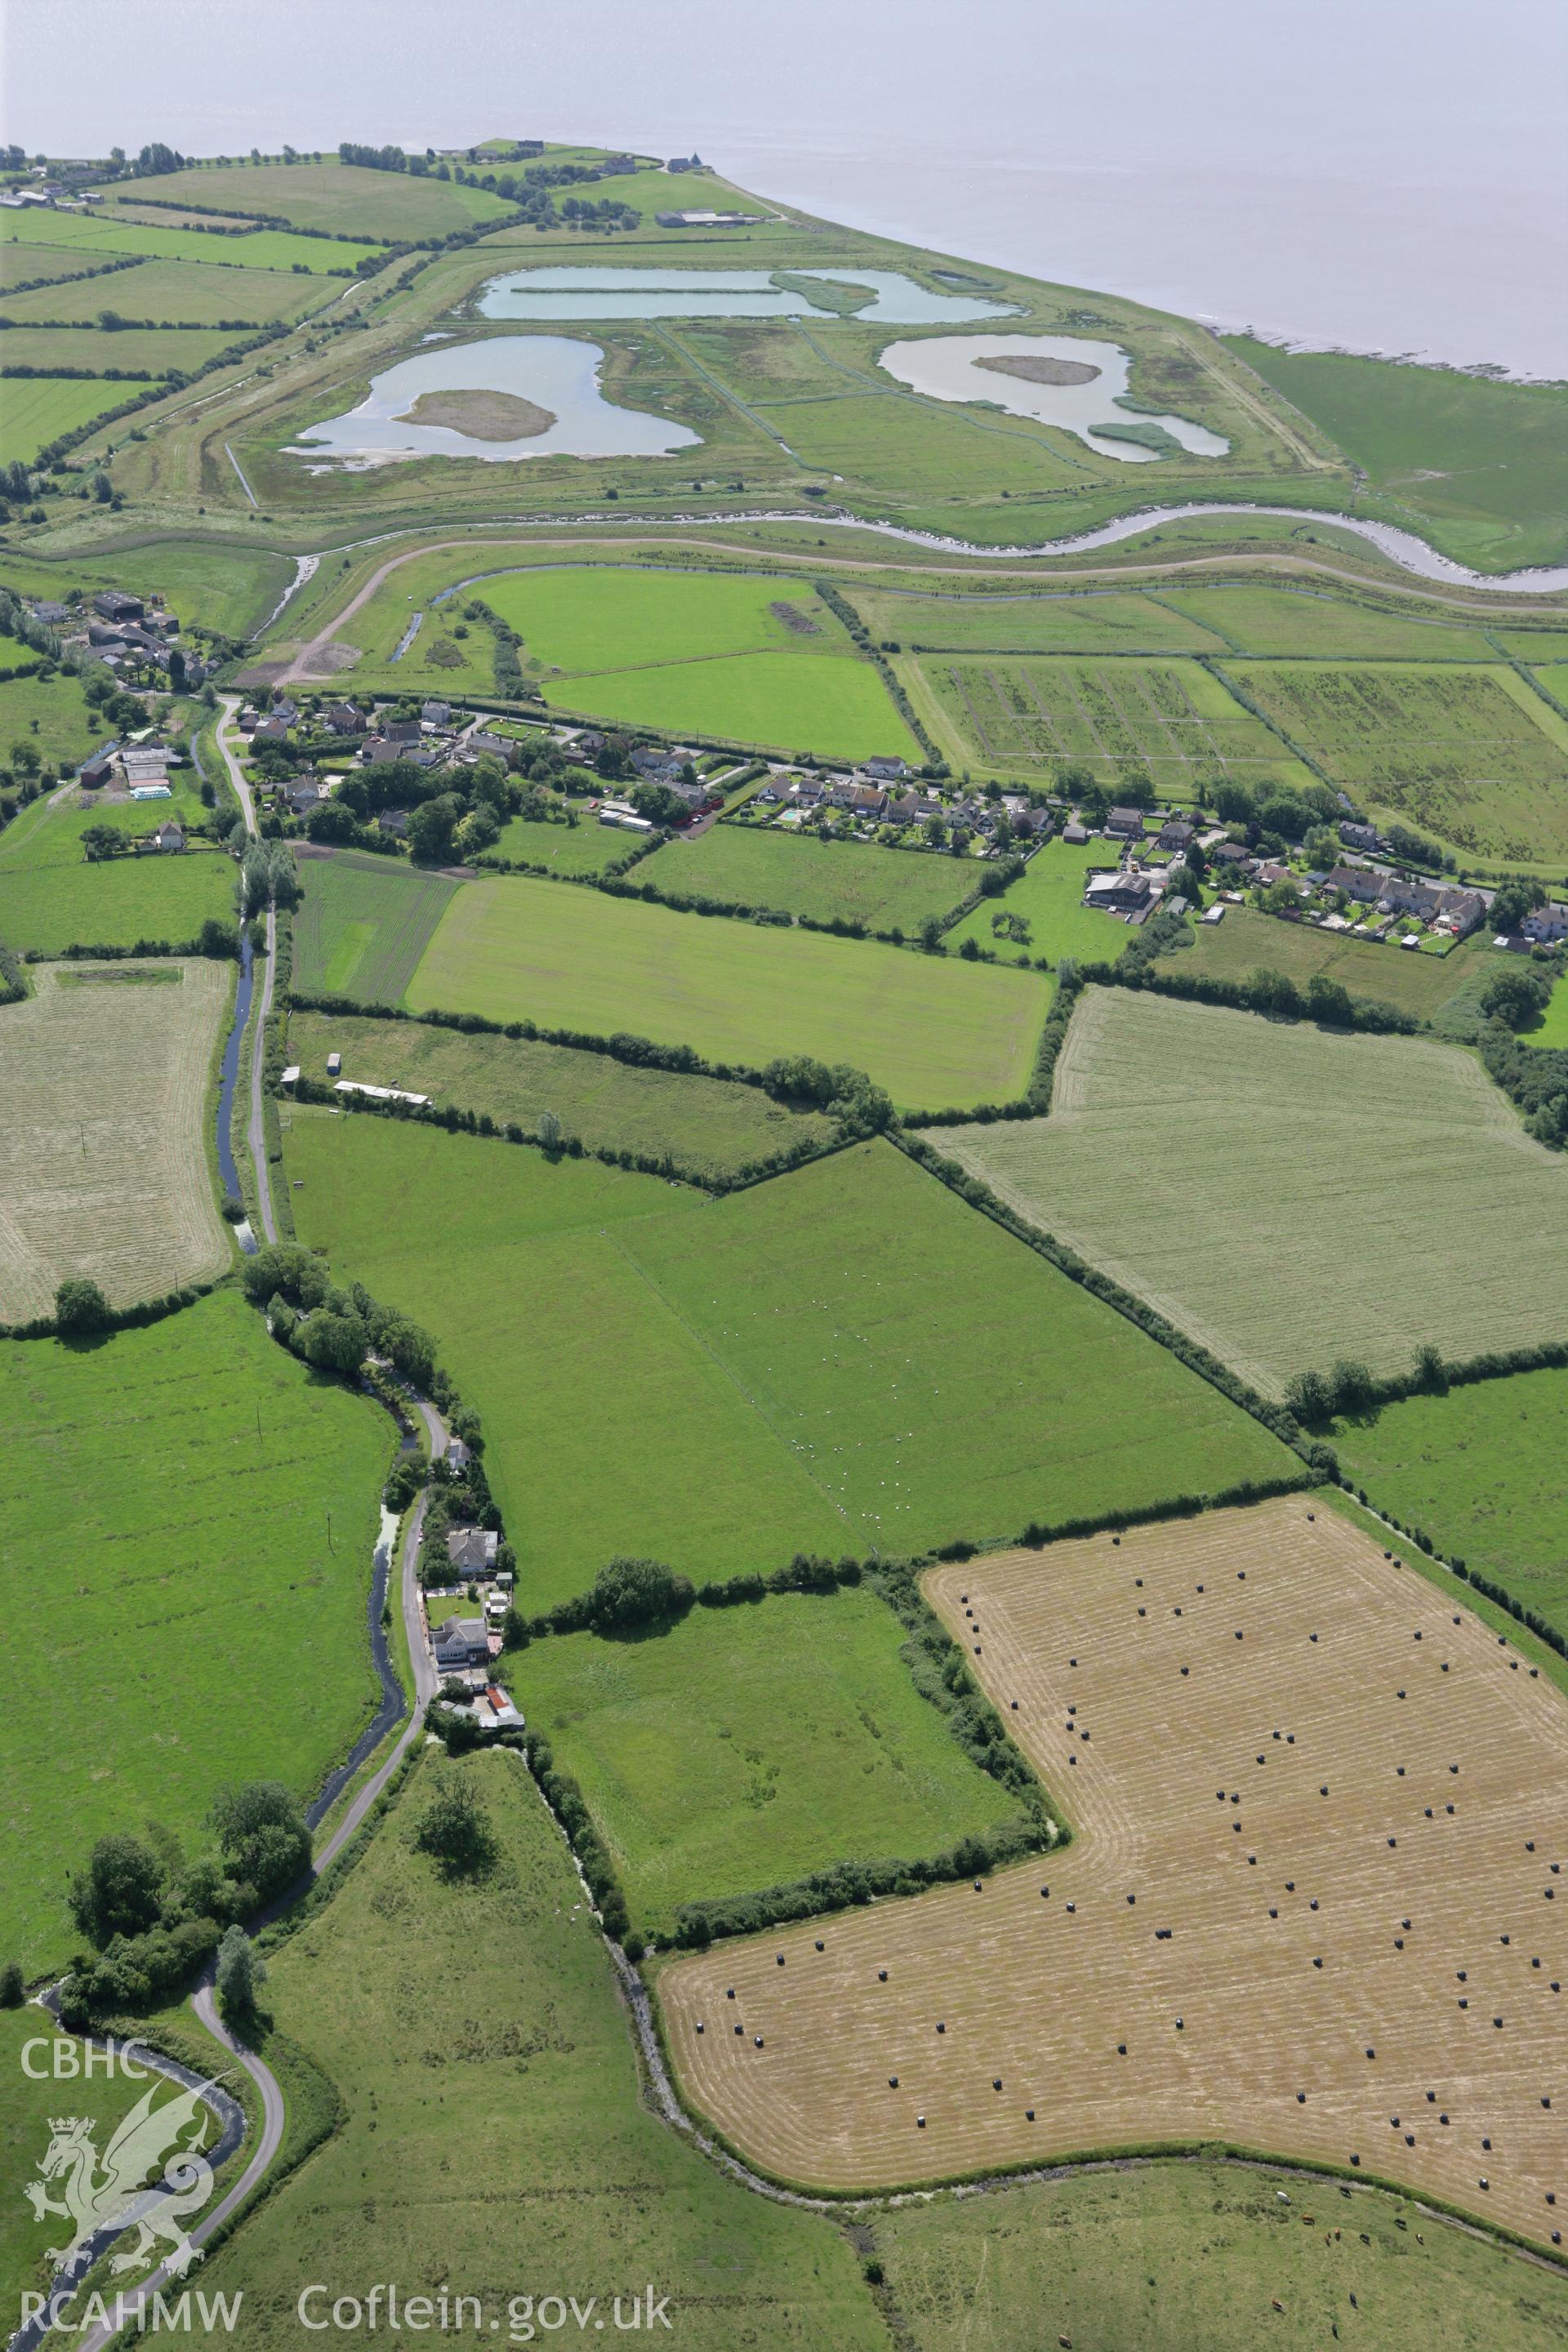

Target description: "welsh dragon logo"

left=24, top=2078, right=216, bottom=2282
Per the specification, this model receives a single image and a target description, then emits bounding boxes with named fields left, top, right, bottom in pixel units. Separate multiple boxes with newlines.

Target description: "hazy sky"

left=5, top=0, right=1562, bottom=371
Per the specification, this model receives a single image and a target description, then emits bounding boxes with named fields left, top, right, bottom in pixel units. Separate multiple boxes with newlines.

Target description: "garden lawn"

left=639, top=822, right=977, bottom=930
left=1227, top=661, right=1568, bottom=867
left=285, top=1009, right=838, bottom=1181
left=0, top=786, right=233, bottom=953
left=1333, top=1367, right=1568, bottom=1647
left=943, top=834, right=1128, bottom=963
left=514, top=1586, right=1019, bottom=1935
left=875, top=2156, right=1568, bottom=2352
left=290, top=849, right=458, bottom=1001
left=1227, top=336, right=1568, bottom=571
left=943, top=986, right=1568, bottom=1401
left=191, top=1749, right=884, bottom=2352
left=408, top=872, right=1048, bottom=1112
left=0, top=376, right=143, bottom=464
left=486, top=811, right=643, bottom=875
left=285, top=1116, right=1293, bottom=1607
left=0, top=1289, right=392, bottom=1973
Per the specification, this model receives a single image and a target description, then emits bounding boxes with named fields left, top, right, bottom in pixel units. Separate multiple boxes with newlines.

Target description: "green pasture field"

left=0, top=205, right=386, bottom=273
left=0, top=786, right=232, bottom=954
left=192, top=1748, right=884, bottom=2352
left=112, top=158, right=512, bottom=239
left=0, top=1289, right=391, bottom=1971
left=0, top=374, right=145, bottom=463
left=0, top=665, right=105, bottom=772
left=0, top=323, right=241, bottom=374
left=942, top=834, right=1129, bottom=964
left=759, top=386, right=1093, bottom=500
left=547, top=648, right=918, bottom=761
left=1227, top=336, right=1568, bottom=571
left=875, top=2156, right=1568, bottom=2352
left=485, top=810, right=644, bottom=875
left=476, top=564, right=918, bottom=760
left=285, top=1008, right=838, bottom=1178
left=1231, top=660, right=1568, bottom=866
left=1157, top=581, right=1501, bottom=662
left=287, top=1116, right=1292, bottom=1606
left=1, top=539, right=296, bottom=639
left=1526, top=973, right=1568, bottom=1049
left=1157, top=906, right=1503, bottom=1024
left=920, top=653, right=1316, bottom=794
left=639, top=822, right=978, bottom=930
left=514, top=1585, right=1018, bottom=1935
left=0, top=239, right=107, bottom=288
left=945, top=985, right=1568, bottom=1400
left=1334, top=1367, right=1568, bottom=1646
left=406, top=871, right=1049, bottom=1111
left=848, top=584, right=1227, bottom=655
left=290, top=849, right=458, bottom=1001
left=0, top=256, right=333, bottom=327
left=1538, top=663, right=1568, bottom=706
left=1514, top=639, right=1568, bottom=665
left=0, top=959, right=231, bottom=1324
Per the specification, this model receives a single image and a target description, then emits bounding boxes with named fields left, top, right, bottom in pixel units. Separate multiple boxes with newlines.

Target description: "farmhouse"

left=1340, top=820, right=1382, bottom=853
left=447, top=1525, right=499, bottom=1575
left=430, top=1615, right=491, bottom=1672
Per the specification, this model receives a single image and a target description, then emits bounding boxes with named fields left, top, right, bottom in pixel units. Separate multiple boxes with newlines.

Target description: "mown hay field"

left=190, top=1748, right=884, bottom=2352
left=285, top=1008, right=839, bottom=1180
left=875, top=2154, right=1568, bottom=2352
left=943, top=987, right=1568, bottom=1399
left=285, top=1120, right=1292, bottom=1608
left=660, top=1497, right=1568, bottom=2248
left=923, top=653, right=1316, bottom=794
left=850, top=584, right=1227, bottom=655
left=1334, top=1369, right=1568, bottom=1649
left=1231, top=662, right=1568, bottom=866
left=514, top=1585, right=1020, bottom=1937
left=0, top=1289, right=392, bottom=1971
left=113, top=158, right=513, bottom=238
left=290, top=849, right=458, bottom=1001
left=0, top=960, right=231, bottom=1322
left=639, top=822, right=978, bottom=931
left=407, top=871, right=1049, bottom=1113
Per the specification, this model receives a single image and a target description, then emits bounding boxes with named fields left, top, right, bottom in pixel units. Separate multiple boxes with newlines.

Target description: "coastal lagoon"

left=878, top=332, right=1231, bottom=462
left=475, top=265, right=1017, bottom=324
left=290, top=334, right=701, bottom=469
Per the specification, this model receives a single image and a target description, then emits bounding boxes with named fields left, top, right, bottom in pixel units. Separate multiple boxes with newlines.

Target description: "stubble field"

left=0, top=960, right=231, bottom=1323
left=943, top=987, right=1568, bottom=1398
left=659, top=1497, right=1568, bottom=2250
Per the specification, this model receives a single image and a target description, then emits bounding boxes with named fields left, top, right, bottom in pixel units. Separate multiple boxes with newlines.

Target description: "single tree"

left=55, top=1277, right=111, bottom=1334
left=215, top=1924, right=265, bottom=2018
left=68, top=1832, right=164, bottom=1946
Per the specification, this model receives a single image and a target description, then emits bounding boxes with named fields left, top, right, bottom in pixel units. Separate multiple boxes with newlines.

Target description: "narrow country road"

left=65, top=713, right=448, bottom=2352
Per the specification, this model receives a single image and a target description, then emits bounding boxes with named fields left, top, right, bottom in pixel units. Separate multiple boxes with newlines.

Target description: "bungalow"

left=1012, top=806, right=1054, bottom=840
left=1102, top=806, right=1147, bottom=840
left=431, top=1615, right=492, bottom=1673
left=465, top=729, right=519, bottom=768
left=445, top=1437, right=473, bottom=1472
left=376, top=807, right=408, bottom=836
left=1156, top=817, right=1196, bottom=852
left=1340, top=820, right=1381, bottom=854
left=285, top=781, right=326, bottom=816
left=1085, top=868, right=1156, bottom=915
left=447, top=1525, right=500, bottom=1575
left=862, top=755, right=911, bottom=784
left=252, top=715, right=289, bottom=746
left=1062, top=822, right=1089, bottom=844
left=1523, top=903, right=1568, bottom=945
left=383, top=718, right=421, bottom=744
left=572, top=730, right=606, bottom=757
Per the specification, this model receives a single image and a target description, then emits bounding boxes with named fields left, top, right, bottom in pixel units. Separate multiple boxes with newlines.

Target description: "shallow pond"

left=474, top=265, right=1017, bottom=324
left=877, top=332, right=1231, bottom=462
left=290, top=335, right=701, bottom=469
